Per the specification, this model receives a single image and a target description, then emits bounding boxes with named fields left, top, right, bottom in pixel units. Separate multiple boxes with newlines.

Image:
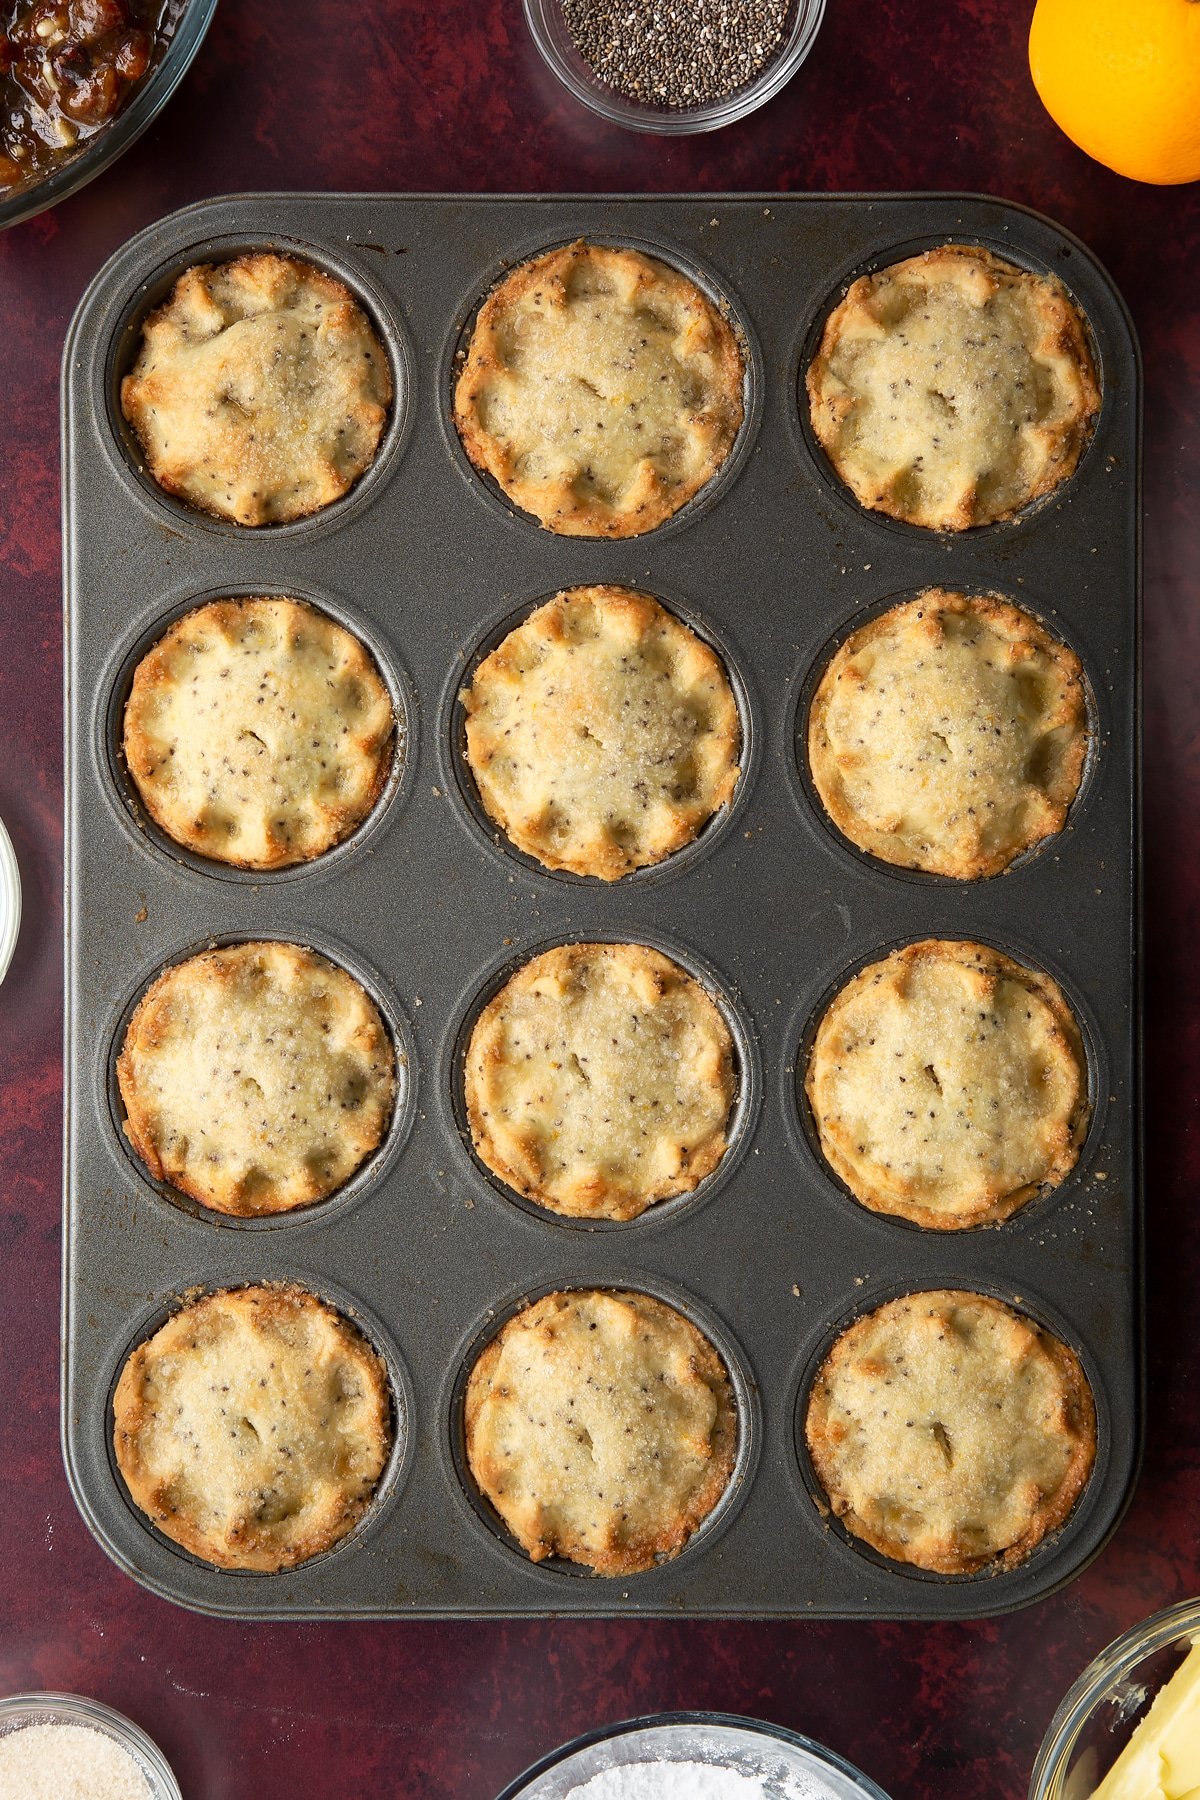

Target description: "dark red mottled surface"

left=0, top=3, right=1197, bottom=1796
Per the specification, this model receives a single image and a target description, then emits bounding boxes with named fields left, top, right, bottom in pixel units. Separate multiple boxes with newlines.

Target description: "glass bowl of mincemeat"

left=0, top=0, right=217, bottom=231
left=523, top=0, right=826, bottom=133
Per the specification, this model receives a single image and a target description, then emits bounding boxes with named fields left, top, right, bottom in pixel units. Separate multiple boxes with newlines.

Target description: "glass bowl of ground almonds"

left=0, top=1694, right=181, bottom=1800
left=524, top=0, right=826, bottom=132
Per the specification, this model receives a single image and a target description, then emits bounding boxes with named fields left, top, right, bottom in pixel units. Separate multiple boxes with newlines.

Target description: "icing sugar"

left=566, top=1758, right=828, bottom=1798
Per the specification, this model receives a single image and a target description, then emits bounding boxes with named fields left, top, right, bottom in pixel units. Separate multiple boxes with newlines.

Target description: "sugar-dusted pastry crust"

left=454, top=240, right=744, bottom=537
left=808, top=590, right=1088, bottom=878
left=805, top=1289, right=1097, bottom=1574
left=807, top=245, right=1100, bottom=530
left=113, top=1283, right=393, bottom=1572
left=462, top=585, right=740, bottom=880
left=465, top=1289, right=737, bottom=1575
left=464, top=941, right=735, bottom=1221
left=123, top=597, right=396, bottom=870
left=118, top=941, right=396, bottom=1216
left=806, top=939, right=1088, bottom=1228
left=121, top=253, right=393, bottom=526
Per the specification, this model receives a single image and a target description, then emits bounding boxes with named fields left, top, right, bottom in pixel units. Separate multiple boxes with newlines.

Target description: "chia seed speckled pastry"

left=806, top=938, right=1088, bottom=1229
left=806, top=245, right=1099, bottom=530
left=114, top=1283, right=393, bottom=1572
left=121, top=253, right=392, bottom=526
left=462, top=585, right=740, bottom=879
left=123, top=597, right=395, bottom=870
left=465, top=1288, right=737, bottom=1575
left=117, top=940, right=396, bottom=1216
left=805, top=1289, right=1096, bottom=1574
left=454, top=240, right=744, bottom=537
left=464, top=940, right=735, bottom=1220
left=807, top=589, right=1088, bottom=878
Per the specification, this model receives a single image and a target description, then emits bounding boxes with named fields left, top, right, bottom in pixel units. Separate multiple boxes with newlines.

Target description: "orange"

left=1029, top=0, right=1200, bottom=185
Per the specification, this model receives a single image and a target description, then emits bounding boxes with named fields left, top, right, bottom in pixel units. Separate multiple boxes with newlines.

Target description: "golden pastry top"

left=807, top=245, right=1099, bottom=530
left=465, top=1288, right=737, bottom=1575
left=117, top=940, right=396, bottom=1216
left=464, top=941, right=735, bottom=1220
left=806, top=938, right=1088, bottom=1228
left=113, top=1283, right=393, bottom=1572
left=808, top=589, right=1087, bottom=878
left=805, top=1289, right=1096, bottom=1574
left=454, top=240, right=744, bottom=537
left=463, top=585, right=740, bottom=880
left=124, top=597, right=395, bottom=870
left=121, top=253, right=392, bottom=526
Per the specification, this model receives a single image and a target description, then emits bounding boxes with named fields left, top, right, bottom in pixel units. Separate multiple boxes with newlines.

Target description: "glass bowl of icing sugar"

left=496, top=1712, right=892, bottom=1800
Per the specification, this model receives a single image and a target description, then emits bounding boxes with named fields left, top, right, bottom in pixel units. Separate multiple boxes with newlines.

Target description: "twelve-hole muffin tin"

left=62, top=192, right=1141, bottom=1618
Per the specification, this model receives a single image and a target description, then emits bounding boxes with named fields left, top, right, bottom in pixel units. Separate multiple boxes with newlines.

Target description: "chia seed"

left=560, top=0, right=792, bottom=110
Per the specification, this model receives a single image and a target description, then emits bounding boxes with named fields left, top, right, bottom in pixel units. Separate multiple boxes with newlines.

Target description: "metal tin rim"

left=61, top=192, right=1143, bottom=1623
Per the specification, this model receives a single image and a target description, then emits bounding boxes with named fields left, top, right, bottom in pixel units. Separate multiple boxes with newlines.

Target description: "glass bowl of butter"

left=1031, top=1599, right=1200, bottom=1800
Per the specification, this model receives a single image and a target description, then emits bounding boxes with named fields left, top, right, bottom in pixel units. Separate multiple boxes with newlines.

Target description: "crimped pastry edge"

left=462, top=940, right=736, bottom=1220
left=463, top=1287, right=738, bottom=1575
left=116, top=939, right=397, bottom=1217
left=807, top=588, right=1089, bottom=879
left=804, top=1288, right=1098, bottom=1575
left=804, top=938, right=1090, bottom=1229
left=112, top=1281, right=394, bottom=1573
left=806, top=244, right=1101, bottom=531
left=453, top=240, right=746, bottom=538
left=462, top=584, right=742, bottom=880
left=120, top=252, right=394, bottom=528
left=122, top=596, right=396, bottom=870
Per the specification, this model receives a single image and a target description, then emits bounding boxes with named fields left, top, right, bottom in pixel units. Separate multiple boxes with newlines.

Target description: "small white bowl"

left=0, top=1693, right=181, bottom=1799
left=497, top=1711, right=892, bottom=1798
left=0, top=813, right=19, bottom=985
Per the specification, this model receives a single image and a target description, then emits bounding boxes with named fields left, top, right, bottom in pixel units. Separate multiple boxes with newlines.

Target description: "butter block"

left=1088, top=1641, right=1200, bottom=1800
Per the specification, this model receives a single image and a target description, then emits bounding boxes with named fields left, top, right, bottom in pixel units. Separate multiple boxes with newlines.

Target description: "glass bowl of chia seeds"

left=523, top=0, right=826, bottom=133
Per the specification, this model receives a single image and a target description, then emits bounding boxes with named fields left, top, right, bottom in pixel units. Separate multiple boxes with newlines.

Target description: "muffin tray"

left=61, top=192, right=1142, bottom=1618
